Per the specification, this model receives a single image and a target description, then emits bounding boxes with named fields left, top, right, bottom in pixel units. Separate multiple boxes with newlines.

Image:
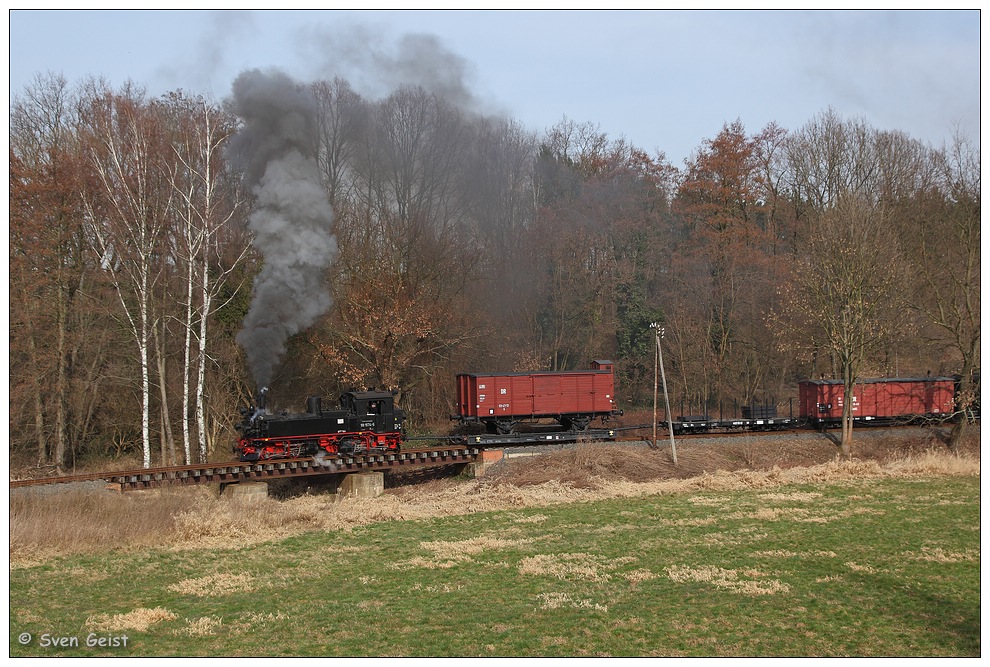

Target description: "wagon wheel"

left=495, top=419, right=515, bottom=435
left=563, top=416, right=591, bottom=432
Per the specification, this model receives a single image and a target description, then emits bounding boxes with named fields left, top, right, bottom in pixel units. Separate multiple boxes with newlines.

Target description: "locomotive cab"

left=339, top=390, right=405, bottom=434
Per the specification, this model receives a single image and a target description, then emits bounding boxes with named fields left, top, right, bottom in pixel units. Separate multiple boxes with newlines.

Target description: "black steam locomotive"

left=235, top=388, right=405, bottom=461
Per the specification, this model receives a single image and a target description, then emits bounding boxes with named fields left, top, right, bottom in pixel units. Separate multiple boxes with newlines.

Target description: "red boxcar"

left=455, top=360, right=620, bottom=434
left=798, top=377, right=955, bottom=425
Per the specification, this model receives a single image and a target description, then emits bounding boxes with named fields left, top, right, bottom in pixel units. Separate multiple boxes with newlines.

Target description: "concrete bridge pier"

left=220, top=481, right=270, bottom=499
left=339, top=471, right=384, bottom=498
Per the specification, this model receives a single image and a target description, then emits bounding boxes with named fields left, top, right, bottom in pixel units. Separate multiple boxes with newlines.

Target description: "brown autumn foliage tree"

left=670, top=120, right=796, bottom=413
left=9, top=148, right=84, bottom=468
left=9, top=74, right=115, bottom=471
left=315, top=209, right=477, bottom=412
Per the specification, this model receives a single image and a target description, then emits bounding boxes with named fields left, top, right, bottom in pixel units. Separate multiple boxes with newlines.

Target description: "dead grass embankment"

left=9, top=428, right=980, bottom=567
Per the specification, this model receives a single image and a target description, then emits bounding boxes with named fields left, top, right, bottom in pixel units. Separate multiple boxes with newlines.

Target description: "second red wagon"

left=798, top=376, right=956, bottom=425
left=454, top=360, right=621, bottom=434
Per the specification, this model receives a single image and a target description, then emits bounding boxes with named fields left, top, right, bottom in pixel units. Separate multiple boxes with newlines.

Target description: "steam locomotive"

left=235, top=387, right=405, bottom=461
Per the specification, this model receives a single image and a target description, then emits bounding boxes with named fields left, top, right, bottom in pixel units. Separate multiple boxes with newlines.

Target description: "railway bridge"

left=8, top=429, right=617, bottom=497
left=9, top=446, right=481, bottom=496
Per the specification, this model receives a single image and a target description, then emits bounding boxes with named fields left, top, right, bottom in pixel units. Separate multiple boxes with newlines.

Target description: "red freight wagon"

left=798, top=377, right=956, bottom=425
left=454, top=360, right=621, bottom=434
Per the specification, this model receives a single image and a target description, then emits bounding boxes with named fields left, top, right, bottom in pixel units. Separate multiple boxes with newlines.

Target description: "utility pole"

left=652, top=323, right=659, bottom=451
left=651, top=323, right=677, bottom=464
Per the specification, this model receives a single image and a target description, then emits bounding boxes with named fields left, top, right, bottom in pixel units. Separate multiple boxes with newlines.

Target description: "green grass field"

left=9, top=474, right=980, bottom=657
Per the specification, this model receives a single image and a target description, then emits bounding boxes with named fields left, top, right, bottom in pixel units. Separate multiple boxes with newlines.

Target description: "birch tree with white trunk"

left=78, top=81, right=173, bottom=468
left=164, top=92, right=248, bottom=463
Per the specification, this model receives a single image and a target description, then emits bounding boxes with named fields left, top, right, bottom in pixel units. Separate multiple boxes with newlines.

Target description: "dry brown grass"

left=168, top=573, right=257, bottom=597
left=518, top=552, right=637, bottom=582
left=907, top=546, right=980, bottom=563
left=490, top=428, right=980, bottom=487
left=665, top=564, right=790, bottom=595
left=86, top=607, right=177, bottom=633
left=9, top=486, right=214, bottom=564
left=389, top=535, right=534, bottom=571
left=536, top=591, right=609, bottom=612
left=9, top=427, right=980, bottom=567
left=175, top=615, right=225, bottom=637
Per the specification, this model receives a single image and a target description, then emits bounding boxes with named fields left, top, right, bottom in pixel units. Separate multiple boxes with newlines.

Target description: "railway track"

left=9, top=446, right=481, bottom=492
left=8, top=420, right=955, bottom=492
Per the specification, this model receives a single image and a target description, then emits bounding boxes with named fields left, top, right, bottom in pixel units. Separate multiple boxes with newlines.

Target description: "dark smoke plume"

left=228, top=68, right=337, bottom=386
left=299, top=23, right=486, bottom=112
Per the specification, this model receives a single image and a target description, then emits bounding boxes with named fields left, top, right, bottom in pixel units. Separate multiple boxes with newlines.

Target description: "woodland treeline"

left=10, top=72, right=980, bottom=469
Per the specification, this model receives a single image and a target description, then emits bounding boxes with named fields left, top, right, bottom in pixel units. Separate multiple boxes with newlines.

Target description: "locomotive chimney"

left=245, top=386, right=269, bottom=423
left=307, top=395, right=322, bottom=415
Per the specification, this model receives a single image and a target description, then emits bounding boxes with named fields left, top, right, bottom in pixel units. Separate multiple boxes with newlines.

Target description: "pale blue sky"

left=8, top=8, right=981, bottom=166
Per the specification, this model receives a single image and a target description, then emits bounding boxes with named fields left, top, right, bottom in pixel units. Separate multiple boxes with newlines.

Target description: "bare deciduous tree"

left=309, top=86, right=478, bottom=420
left=312, top=77, right=367, bottom=210
left=785, top=194, right=904, bottom=455
left=904, top=134, right=980, bottom=450
left=785, top=107, right=880, bottom=211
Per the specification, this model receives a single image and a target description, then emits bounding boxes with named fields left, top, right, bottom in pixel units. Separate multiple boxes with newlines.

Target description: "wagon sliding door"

left=532, top=376, right=561, bottom=416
